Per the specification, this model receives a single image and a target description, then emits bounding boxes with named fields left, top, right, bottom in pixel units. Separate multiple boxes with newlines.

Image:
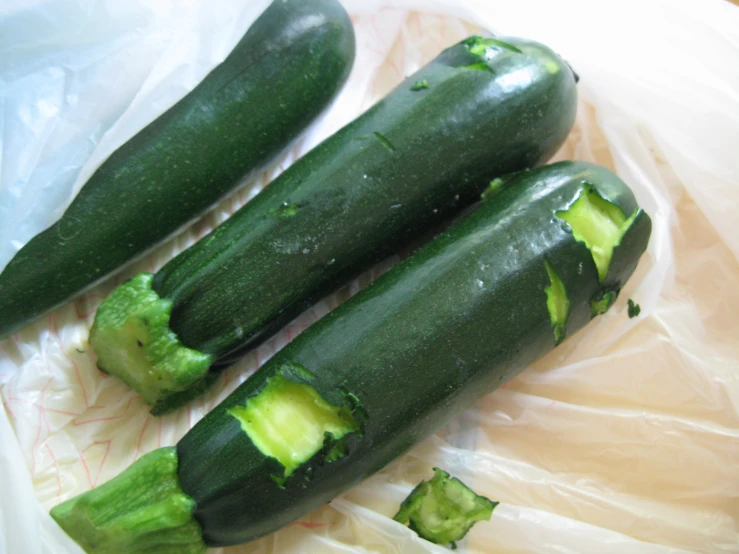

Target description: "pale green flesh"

left=89, top=273, right=213, bottom=411
left=463, top=62, right=494, bottom=72
left=394, top=468, right=497, bottom=547
left=544, top=260, right=569, bottom=345
left=464, top=36, right=523, bottom=56
left=591, top=290, right=617, bottom=317
left=461, top=36, right=523, bottom=73
left=228, top=376, right=359, bottom=480
left=481, top=177, right=504, bottom=200
left=50, top=447, right=206, bottom=554
left=556, top=184, right=638, bottom=283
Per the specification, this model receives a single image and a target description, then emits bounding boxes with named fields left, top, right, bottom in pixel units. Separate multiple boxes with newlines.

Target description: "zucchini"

left=50, top=161, right=652, bottom=551
left=89, top=35, right=579, bottom=413
left=0, top=0, right=355, bottom=339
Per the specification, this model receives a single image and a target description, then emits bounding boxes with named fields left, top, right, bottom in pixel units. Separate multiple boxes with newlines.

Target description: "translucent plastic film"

left=1, top=1, right=738, bottom=553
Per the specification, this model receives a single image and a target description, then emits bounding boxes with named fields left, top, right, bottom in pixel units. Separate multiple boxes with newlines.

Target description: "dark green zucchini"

left=89, top=35, right=579, bottom=413
left=50, top=161, right=651, bottom=551
left=0, top=0, right=355, bottom=339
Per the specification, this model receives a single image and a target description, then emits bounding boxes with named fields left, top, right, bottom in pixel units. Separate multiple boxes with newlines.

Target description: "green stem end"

left=89, top=273, right=214, bottom=414
left=50, top=447, right=206, bottom=554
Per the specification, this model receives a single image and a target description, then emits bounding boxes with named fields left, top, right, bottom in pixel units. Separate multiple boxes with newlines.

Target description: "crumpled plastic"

left=1, top=0, right=738, bottom=553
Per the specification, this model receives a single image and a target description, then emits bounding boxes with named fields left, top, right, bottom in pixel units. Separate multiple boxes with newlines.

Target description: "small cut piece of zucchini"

left=394, top=468, right=498, bottom=548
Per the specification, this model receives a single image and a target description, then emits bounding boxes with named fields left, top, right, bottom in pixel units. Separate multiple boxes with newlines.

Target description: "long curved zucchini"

left=0, top=0, right=355, bottom=339
left=50, top=161, right=652, bottom=551
left=89, top=35, right=579, bottom=413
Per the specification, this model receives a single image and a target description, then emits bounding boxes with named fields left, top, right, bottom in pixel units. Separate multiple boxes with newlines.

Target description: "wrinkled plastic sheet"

left=1, top=0, right=738, bottom=553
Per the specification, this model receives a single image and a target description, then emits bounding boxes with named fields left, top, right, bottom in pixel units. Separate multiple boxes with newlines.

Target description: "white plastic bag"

left=2, top=1, right=738, bottom=553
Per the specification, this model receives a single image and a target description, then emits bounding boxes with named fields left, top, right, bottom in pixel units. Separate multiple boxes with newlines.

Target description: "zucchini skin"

left=153, top=35, right=578, bottom=362
left=0, top=0, right=355, bottom=339
left=176, top=161, right=651, bottom=546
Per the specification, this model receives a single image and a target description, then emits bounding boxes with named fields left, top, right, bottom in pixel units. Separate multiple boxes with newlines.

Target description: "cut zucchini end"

left=50, top=447, right=207, bottom=554
left=228, top=370, right=360, bottom=483
left=556, top=184, right=638, bottom=283
left=89, top=273, right=213, bottom=412
left=394, top=468, right=497, bottom=547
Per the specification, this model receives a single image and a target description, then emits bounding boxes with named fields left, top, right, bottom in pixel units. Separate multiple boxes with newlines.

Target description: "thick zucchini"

left=394, top=468, right=498, bottom=548
left=89, top=35, right=579, bottom=413
left=0, top=0, right=355, bottom=339
left=51, top=162, right=652, bottom=551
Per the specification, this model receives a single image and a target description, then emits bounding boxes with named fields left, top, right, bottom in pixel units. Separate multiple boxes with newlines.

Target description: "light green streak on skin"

left=544, top=260, right=570, bottom=345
